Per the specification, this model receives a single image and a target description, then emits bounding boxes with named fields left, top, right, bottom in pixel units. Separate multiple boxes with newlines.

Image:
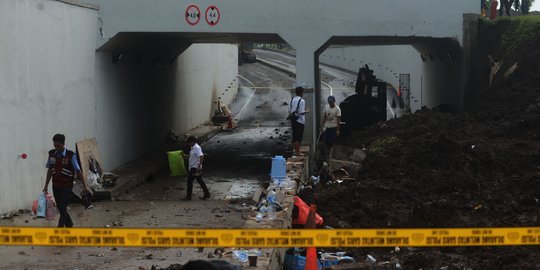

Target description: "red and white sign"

left=205, top=6, right=220, bottom=26
left=185, top=4, right=201, bottom=25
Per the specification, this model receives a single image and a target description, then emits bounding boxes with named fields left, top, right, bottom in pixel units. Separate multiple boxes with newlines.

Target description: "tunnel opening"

left=95, top=32, right=297, bottom=200
left=313, top=36, right=465, bottom=135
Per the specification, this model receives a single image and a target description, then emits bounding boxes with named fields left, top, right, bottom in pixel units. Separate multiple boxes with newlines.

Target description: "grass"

left=481, top=15, right=540, bottom=53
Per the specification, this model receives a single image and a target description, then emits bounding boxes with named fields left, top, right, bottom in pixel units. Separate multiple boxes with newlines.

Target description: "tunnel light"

left=447, top=53, right=454, bottom=62
left=437, top=53, right=444, bottom=61
left=112, top=52, right=123, bottom=64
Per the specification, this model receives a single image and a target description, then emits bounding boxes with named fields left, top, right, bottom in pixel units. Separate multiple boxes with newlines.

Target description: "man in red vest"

left=43, top=134, right=88, bottom=227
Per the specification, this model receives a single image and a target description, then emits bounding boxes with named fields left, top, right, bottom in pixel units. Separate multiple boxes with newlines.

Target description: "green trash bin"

left=167, top=150, right=187, bottom=176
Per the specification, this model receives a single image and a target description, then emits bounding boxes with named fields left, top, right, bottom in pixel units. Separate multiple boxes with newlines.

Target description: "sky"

left=533, top=1, right=540, bottom=11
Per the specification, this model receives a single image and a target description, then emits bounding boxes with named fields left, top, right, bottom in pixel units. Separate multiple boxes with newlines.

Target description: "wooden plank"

left=76, top=138, right=104, bottom=184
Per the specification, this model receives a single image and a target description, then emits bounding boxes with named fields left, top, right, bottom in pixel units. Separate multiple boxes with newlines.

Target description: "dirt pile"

left=308, top=17, right=540, bottom=269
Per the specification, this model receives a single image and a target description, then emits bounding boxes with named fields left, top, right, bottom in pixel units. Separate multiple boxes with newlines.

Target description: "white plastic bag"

left=36, top=192, right=47, bottom=218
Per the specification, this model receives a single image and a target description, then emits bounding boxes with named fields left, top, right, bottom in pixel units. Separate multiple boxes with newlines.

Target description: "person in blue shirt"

left=43, top=134, right=88, bottom=227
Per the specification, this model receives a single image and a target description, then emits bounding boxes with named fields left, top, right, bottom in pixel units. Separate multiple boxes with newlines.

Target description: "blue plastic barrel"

left=270, top=155, right=286, bottom=180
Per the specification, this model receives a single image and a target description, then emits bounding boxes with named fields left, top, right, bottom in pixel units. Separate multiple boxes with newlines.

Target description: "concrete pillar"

left=294, top=48, right=318, bottom=150
left=280, top=32, right=328, bottom=154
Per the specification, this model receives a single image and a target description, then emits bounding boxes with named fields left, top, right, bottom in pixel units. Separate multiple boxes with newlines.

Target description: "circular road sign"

left=185, top=4, right=201, bottom=25
left=205, top=6, right=220, bottom=26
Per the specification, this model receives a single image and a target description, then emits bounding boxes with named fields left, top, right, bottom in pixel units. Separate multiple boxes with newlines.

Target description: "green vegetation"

left=483, top=15, right=540, bottom=55
left=368, top=136, right=399, bottom=153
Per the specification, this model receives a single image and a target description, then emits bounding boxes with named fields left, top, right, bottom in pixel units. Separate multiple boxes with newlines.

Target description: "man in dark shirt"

left=43, top=134, right=88, bottom=227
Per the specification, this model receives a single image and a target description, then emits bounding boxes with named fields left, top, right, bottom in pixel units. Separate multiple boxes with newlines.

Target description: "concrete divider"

left=97, top=125, right=222, bottom=200
left=237, top=148, right=309, bottom=269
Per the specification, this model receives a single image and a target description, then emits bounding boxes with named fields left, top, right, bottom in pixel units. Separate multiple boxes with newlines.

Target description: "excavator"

left=339, top=65, right=387, bottom=135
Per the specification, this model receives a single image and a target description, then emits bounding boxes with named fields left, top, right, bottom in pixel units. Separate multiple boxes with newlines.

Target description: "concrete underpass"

left=2, top=0, right=513, bottom=269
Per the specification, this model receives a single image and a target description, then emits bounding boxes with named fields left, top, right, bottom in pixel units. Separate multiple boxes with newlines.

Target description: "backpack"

left=287, top=97, right=302, bottom=121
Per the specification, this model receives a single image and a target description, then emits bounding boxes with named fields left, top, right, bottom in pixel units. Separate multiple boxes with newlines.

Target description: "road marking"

left=321, top=81, right=333, bottom=95
left=237, top=75, right=256, bottom=87
left=236, top=86, right=257, bottom=121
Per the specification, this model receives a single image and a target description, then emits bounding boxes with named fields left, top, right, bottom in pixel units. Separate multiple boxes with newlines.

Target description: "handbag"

left=287, top=97, right=302, bottom=121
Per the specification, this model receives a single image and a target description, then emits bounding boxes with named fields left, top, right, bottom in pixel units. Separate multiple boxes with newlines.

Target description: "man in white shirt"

left=321, top=95, right=341, bottom=146
left=288, top=86, right=310, bottom=156
left=181, top=136, right=210, bottom=200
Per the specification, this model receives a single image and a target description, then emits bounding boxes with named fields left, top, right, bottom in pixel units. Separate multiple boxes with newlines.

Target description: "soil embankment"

left=307, top=17, right=540, bottom=269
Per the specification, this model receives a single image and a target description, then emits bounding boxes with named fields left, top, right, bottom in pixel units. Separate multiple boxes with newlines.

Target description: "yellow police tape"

left=1, top=227, right=539, bottom=247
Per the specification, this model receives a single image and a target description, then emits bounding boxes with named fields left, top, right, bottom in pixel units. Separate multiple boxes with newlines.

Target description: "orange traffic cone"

left=304, top=204, right=318, bottom=270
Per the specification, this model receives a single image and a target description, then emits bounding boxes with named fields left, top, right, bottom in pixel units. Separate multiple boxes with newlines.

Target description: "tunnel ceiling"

left=321, top=36, right=461, bottom=50
left=97, top=32, right=286, bottom=54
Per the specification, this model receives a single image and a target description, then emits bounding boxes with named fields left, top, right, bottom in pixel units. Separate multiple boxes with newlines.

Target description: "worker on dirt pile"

left=181, top=136, right=210, bottom=200
left=288, top=86, right=309, bottom=157
left=43, top=134, right=89, bottom=227
left=313, top=95, right=341, bottom=179
left=321, top=95, right=341, bottom=147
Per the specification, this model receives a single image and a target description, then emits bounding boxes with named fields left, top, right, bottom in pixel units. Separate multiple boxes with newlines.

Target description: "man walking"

left=182, top=136, right=210, bottom=200
left=288, top=86, right=309, bottom=156
left=43, top=134, right=88, bottom=227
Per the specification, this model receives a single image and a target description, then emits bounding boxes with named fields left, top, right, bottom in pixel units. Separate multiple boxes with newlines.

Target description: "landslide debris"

left=308, top=17, right=540, bottom=269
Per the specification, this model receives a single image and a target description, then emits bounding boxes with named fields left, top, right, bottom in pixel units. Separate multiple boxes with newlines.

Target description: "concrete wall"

left=0, top=0, right=98, bottom=213
left=0, top=0, right=238, bottom=213
left=173, top=44, right=238, bottom=136
left=320, top=46, right=425, bottom=112
left=83, top=0, right=479, bottom=86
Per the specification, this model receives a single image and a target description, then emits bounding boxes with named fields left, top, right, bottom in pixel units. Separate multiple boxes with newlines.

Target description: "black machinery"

left=339, top=64, right=387, bottom=135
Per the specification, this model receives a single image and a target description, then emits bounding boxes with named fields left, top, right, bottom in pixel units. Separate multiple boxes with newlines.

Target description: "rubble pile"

left=309, top=18, right=540, bottom=269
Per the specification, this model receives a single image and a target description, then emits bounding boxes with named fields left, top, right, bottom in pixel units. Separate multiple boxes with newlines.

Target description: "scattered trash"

left=207, top=252, right=215, bottom=258
left=18, top=251, right=27, bottom=256
left=111, top=247, right=118, bottom=251
left=256, top=212, right=263, bottom=223
left=395, top=246, right=401, bottom=253
left=233, top=250, right=249, bottom=262
left=310, top=175, right=320, bottom=185
left=248, top=250, right=258, bottom=267
left=142, top=254, right=153, bottom=260
left=89, top=253, right=104, bottom=257
left=214, top=248, right=224, bottom=258
left=365, top=254, right=377, bottom=264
